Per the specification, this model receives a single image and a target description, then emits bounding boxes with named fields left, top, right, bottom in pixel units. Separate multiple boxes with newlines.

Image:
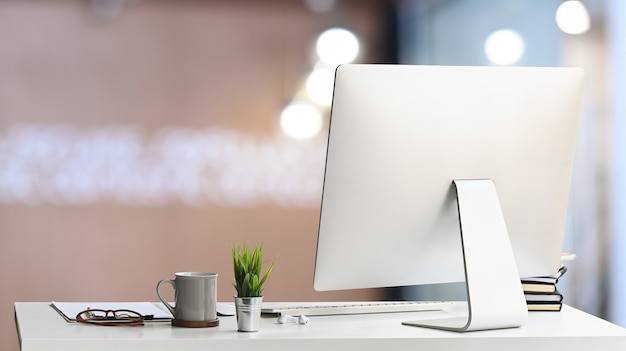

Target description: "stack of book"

left=522, top=264, right=567, bottom=311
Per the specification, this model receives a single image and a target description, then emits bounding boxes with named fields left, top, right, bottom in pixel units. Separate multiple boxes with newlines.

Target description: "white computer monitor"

left=314, top=64, right=584, bottom=331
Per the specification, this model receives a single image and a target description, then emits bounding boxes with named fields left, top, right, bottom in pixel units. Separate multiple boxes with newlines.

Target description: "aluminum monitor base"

left=403, top=179, right=528, bottom=332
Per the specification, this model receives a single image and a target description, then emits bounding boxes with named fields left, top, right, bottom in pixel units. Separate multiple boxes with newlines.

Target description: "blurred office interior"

left=0, top=0, right=624, bottom=350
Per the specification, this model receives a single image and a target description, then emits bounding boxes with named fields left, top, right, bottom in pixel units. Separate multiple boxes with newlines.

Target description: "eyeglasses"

left=76, top=308, right=144, bottom=326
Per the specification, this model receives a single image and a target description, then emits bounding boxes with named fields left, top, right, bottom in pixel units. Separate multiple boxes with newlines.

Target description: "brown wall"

left=0, top=1, right=388, bottom=350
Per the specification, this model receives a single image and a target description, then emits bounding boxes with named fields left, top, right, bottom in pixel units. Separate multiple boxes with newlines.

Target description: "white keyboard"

left=261, top=301, right=451, bottom=316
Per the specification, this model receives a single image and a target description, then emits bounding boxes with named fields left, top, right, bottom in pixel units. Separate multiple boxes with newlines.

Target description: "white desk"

left=14, top=302, right=626, bottom=351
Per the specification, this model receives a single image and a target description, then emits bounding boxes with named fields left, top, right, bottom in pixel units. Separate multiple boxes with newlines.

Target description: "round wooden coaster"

left=171, top=318, right=219, bottom=328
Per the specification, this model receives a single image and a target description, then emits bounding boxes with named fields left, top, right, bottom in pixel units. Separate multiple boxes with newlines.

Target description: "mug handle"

left=156, top=279, right=176, bottom=317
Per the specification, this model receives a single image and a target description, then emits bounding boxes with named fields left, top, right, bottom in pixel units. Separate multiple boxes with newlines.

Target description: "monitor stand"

left=403, top=179, right=528, bottom=332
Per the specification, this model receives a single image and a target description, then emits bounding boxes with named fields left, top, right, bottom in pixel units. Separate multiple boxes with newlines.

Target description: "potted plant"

left=231, top=242, right=276, bottom=332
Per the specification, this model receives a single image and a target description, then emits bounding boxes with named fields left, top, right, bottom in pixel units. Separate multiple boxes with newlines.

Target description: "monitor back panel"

left=314, top=64, right=584, bottom=291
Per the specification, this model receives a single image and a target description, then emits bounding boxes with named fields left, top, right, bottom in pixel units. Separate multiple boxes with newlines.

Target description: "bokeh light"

left=484, top=29, right=525, bottom=65
left=306, top=67, right=335, bottom=106
left=556, top=0, right=591, bottom=35
left=316, top=28, right=360, bottom=65
left=303, top=0, right=338, bottom=13
left=280, top=102, right=324, bottom=139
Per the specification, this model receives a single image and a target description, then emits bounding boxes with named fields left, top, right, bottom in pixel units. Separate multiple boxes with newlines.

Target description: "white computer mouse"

left=216, top=303, right=236, bottom=316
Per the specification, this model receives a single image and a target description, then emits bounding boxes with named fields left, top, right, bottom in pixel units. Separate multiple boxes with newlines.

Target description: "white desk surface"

left=14, top=302, right=626, bottom=351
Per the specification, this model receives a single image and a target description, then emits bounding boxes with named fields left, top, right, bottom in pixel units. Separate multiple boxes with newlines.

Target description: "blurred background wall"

left=1, top=1, right=624, bottom=350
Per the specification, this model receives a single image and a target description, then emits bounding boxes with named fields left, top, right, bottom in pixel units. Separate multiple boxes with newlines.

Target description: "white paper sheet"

left=51, top=301, right=173, bottom=322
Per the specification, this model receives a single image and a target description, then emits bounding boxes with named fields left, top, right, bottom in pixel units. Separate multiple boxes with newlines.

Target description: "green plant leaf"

left=231, top=242, right=276, bottom=297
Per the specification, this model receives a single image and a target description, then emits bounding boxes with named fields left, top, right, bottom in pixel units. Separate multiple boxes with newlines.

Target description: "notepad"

left=51, top=301, right=173, bottom=322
